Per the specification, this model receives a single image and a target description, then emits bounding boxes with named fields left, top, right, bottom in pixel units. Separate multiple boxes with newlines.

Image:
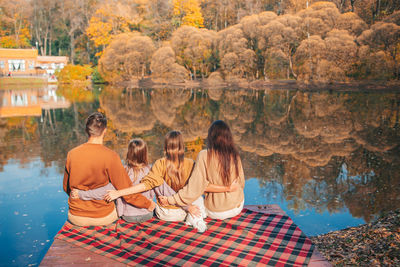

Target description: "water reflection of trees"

left=1, top=85, right=399, bottom=222
left=99, top=86, right=400, bottom=221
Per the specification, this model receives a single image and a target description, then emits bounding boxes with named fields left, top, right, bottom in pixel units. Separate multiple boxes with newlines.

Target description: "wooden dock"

left=40, top=205, right=331, bottom=266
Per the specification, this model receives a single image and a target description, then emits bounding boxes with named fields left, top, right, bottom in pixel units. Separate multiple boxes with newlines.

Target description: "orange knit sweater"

left=63, top=143, right=151, bottom=218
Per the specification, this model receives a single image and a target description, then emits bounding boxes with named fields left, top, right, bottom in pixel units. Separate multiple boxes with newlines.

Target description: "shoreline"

left=311, top=210, right=400, bottom=266
left=103, top=78, right=400, bottom=92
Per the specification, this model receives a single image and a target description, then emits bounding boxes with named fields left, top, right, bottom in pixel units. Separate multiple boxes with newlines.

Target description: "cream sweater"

left=167, top=149, right=245, bottom=212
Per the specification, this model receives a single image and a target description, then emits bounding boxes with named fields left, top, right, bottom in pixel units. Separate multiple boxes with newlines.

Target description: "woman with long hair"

left=104, top=130, right=235, bottom=230
left=159, top=120, right=245, bottom=220
left=71, top=138, right=155, bottom=223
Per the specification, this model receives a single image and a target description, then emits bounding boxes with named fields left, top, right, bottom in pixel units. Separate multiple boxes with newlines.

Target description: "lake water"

left=0, top=84, right=399, bottom=266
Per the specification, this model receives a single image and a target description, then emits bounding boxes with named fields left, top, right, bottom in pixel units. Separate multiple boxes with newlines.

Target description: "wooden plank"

left=40, top=239, right=126, bottom=267
left=40, top=205, right=331, bottom=266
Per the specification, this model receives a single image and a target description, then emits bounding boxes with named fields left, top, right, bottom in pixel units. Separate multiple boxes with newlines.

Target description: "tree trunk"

left=70, top=34, right=75, bottom=65
left=86, top=41, right=90, bottom=63
left=44, top=32, right=48, bottom=56
left=49, top=28, right=52, bottom=56
left=14, top=19, right=21, bottom=48
left=215, top=11, right=218, bottom=31
left=224, top=6, right=227, bottom=29
left=288, top=54, right=297, bottom=79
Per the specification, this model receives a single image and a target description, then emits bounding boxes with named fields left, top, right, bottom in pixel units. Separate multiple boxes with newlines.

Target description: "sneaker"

left=193, top=219, right=207, bottom=233
left=186, top=214, right=207, bottom=233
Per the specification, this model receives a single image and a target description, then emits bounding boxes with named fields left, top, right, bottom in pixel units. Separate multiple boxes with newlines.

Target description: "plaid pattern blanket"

left=55, top=209, right=314, bottom=266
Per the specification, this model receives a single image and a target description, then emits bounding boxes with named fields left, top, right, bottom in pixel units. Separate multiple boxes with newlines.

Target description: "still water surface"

left=0, top=84, right=399, bottom=266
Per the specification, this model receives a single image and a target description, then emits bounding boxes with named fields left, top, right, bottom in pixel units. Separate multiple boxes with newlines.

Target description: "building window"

left=0, top=61, right=4, bottom=69
left=8, top=59, right=26, bottom=71
left=29, top=61, right=35, bottom=70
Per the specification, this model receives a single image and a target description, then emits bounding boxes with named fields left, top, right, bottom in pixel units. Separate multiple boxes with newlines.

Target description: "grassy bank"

left=0, top=77, right=47, bottom=89
left=311, top=210, right=400, bottom=266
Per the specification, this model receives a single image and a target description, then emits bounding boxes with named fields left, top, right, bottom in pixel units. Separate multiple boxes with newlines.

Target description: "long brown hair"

left=126, top=138, right=148, bottom=180
left=207, top=120, right=239, bottom=186
left=164, top=131, right=185, bottom=188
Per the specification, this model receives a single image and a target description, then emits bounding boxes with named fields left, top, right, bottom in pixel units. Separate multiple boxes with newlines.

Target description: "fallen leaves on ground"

left=311, top=210, right=400, bottom=266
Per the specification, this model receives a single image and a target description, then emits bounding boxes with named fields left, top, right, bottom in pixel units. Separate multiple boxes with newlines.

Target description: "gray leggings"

left=122, top=212, right=153, bottom=223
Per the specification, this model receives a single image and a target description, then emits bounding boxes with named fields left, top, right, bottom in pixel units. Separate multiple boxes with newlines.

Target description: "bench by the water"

left=41, top=205, right=330, bottom=266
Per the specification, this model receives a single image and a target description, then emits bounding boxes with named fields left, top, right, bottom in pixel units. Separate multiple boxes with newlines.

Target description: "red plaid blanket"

left=55, top=209, right=314, bottom=266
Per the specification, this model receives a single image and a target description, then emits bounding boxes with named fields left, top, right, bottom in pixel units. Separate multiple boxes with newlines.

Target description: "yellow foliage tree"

left=0, top=25, right=31, bottom=48
left=0, top=0, right=31, bottom=49
left=86, top=10, right=114, bottom=55
left=86, top=4, right=135, bottom=57
left=56, top=64, right=93, bottom=84
left=173, top=0, right=204, bottom=28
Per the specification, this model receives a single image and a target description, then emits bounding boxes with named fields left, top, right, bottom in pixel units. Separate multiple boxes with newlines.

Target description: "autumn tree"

left=240, top=12, right=276, bottom=78
left=200, top=0, right=280, bottom=31
left=99, top=32, right=155, bottom=82
left=353, top=0, right=400, bottom=24
left=383, top=10, right=400, bottom=25
left=31, top=0, right=57, bottom=55
left=357, top=21, right=400, bottom=79
left=173, top=0, right=204, bottom=28
left=57, top=0, right=95, bottom=63
left=295, top=29, right=357, bottom=83
left=150, top=45, right=189, bottom=82
left=170, top=25, right=216, bottom=79
left=86, top=0, right=142, bottom=57
left=215, top=24, right=257, bottom=80
left=0, top=0, right=31, bottom=48
left=336, top=12, right=368, bottom=36
left=260, top=14, right=302, bottom=79
left=141, top=0, right=174, bottom=41
left=297, top=1, right=341, bottom=38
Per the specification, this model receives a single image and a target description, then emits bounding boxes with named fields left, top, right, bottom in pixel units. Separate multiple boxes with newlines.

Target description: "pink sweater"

left=78, top=165, right=155, bottom=217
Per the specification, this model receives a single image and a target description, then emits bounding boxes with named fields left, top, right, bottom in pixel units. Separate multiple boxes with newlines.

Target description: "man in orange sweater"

left=63, top=112, right=155, bottom=226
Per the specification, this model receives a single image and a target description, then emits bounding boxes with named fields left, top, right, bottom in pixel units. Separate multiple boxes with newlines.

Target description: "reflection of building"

left=0, top=86, right=70, bottom=117
left=36, top=56, right=68, bottom=76
left=0, top=48, right=68, bottom=77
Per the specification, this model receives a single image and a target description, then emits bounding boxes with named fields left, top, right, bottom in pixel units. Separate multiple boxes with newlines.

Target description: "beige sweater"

left=167, top=149, right=245, bottom=212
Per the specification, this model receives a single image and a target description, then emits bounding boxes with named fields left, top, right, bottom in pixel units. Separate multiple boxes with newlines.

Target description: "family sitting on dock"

left=63, top=112, right=245, bottom=232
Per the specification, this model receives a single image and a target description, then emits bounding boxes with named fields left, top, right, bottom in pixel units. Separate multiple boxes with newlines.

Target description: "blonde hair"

left=164, top=131, right=185, bottom=189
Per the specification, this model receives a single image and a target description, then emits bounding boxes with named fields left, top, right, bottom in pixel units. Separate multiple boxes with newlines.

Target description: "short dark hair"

left=85, top=112, right=107, bottom=137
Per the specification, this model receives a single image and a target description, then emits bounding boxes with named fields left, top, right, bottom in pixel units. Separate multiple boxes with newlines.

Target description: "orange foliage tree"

left=99, top=32, right=156, bottom=82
